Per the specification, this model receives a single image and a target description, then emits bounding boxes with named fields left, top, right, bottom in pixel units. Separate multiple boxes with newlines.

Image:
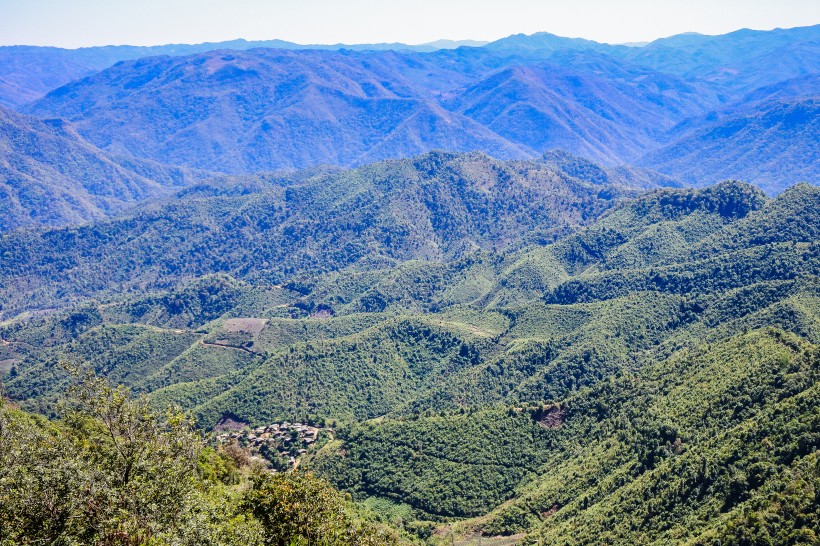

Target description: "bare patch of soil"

left=535, top=405, right=566, bottom=429
left=215, top=415, right=249, bottom=432
left=223, top=318, right=268, bottom=335
left=0, top=358, right=20, bottom=373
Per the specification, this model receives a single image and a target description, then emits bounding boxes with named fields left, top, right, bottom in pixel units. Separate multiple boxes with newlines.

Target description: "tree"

left=244, top=470, right=399, bottom=546
left=0, top=366, right=227, bottom=545
left=1, top=366, right=396, bottom=545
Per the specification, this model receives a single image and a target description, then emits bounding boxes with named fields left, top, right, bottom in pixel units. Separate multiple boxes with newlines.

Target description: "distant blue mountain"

left=482, top=25, right=820, bottom=96
left=640, top=98, right=819, bottom=194
left=25, top=45, right=727, bottom=172
left=0, top=39, right=486, bottom=108
left=484, top=32, right=618, bottom=54
left=444, top=60, right=714, bottom=164
left=27, top=49, right=530, bottom=173
left=4, top=24, right=819, bottom=191
left=621, top=25, right=820, bottom=92
left=0, top=105, right=203, bottom=230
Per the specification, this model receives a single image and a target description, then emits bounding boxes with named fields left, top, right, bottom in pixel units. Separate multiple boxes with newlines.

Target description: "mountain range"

left=0, top=151, right=672, bottom=316
left=0, top=24, right=812, bottom=207
left=640, top=97, right=819, bottom=195
left=0, top=22, right=818, bottom=546
left=0, top=38, right=488, bottom=109
left=0, top=105, right=205, bottom=230
left=24, top=47, right=715, bottom=172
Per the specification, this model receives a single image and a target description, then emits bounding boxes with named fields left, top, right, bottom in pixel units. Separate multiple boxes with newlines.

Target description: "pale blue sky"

left=1, top=0, right=818, bottom=48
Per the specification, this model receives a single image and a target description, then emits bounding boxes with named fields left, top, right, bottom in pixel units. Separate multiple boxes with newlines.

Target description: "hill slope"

left=311, top=328, right=819, bottom=544
left=0, top=105, right=202, bottom=231
left=447, top=61, right=710, bottom=164
left=0, top=151, right=646, bottom=318
left=641, top=98, right=819, bottom=194
left=26, top=49, right=533, bottom=172
left=1, top=170, right=817, bottom=543
left=0, top=39, right=485, bottom=108
left=3, top=182, right=816, bottom=422
left=15, top=25, right=818, bottom=187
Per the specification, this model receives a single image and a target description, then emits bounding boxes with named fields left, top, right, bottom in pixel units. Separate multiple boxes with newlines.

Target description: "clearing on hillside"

left=222, top=318, right=268, bottom=335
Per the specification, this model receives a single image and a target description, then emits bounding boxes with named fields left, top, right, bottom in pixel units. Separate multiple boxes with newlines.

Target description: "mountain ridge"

left=17, top=24, right=816, bottom=186
left=641, top=97, right=819, bottom=194
left=1, top=150, right=816, bottom=543
left=25, top=47, right=723, bottom=172
left=0, top=151, right=661, bottom=319
left=0, top=24, right=818, bottom=545
left=0, top=105, right=206, bottom=231
left=0, top=38, right=489, bottom=108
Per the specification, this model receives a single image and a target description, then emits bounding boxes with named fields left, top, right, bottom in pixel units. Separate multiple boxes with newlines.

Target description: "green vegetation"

left=524, top=328, right=819, bottom=544
left=310, top=329, right=818, bottom=544
left=1, top=169, right=817, bottom=543
left=0, top=151, right=642, bottom=320
left=312, top=408, right=555, bottom=518
left=0, top=369, right=401, bottom=545
left=1, top=21, right=818, bottom=542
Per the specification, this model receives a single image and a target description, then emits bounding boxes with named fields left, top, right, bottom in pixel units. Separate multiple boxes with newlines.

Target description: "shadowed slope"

left=0, top=105, right=202, bottom=231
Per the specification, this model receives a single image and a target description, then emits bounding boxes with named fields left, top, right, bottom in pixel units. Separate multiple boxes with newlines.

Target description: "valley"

left=0, top=20, right=817, bottom=546
left=2, top=170, right=817, bottom=542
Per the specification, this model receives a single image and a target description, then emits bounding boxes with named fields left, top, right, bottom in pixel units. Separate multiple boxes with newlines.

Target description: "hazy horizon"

left=1, top=0, right=818, bottom=49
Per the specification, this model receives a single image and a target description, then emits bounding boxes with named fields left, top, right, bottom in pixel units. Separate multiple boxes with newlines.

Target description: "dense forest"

left=1, top=161, right=817, bottom=543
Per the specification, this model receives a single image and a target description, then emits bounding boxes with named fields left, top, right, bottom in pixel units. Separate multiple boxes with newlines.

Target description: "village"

left=216, top=422, right=329, bottom=469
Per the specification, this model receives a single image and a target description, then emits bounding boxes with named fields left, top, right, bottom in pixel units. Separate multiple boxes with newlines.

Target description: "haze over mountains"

left=0, top=38, right=489, bottom=109
left=0, top=23, right=814, bottom=211
left=640, top=97, right=819, bottom=195
left=0, top=105, right=205, bottom=230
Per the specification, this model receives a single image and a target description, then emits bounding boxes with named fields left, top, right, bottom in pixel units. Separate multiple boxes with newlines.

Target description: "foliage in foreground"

left=0, top=369, right=400, bottom=546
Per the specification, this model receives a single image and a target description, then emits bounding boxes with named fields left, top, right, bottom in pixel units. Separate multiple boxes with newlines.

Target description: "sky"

left=1, top=0, right=818, bottom=48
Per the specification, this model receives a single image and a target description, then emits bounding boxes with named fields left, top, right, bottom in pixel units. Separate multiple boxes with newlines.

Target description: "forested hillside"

left=2, top=159, right=817, bottom=543
left=7, top=25, right=814, bottom=190
left=641, top=98, right=819, bottom=194
left=0, top=105, right=205, bottom=230
left=312, top=329, right=818, bottom=544
left=0, top=370, right=403, bottom=545
left=0, top=151, right=659, bottom=318
left=0, top=22, right=818, bottom=546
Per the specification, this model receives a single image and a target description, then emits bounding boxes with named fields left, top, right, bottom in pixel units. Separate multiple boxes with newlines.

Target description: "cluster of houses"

left=216, top=422, right=327, bottom=468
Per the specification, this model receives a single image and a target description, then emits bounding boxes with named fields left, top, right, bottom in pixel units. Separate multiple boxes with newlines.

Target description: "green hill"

left=309, top=328, right=818, bottom=544
left=0, top=151, right=647, bottom=319
left=1, top=156, right=817, bottom=544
